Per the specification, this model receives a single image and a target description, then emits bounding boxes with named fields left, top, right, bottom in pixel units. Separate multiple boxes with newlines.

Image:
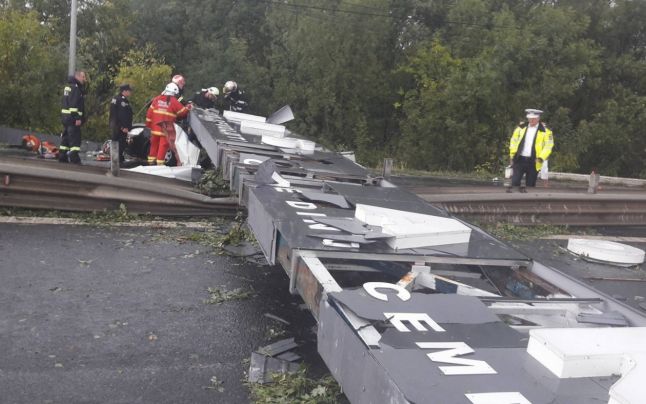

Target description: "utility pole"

left=68, top=0, right=78, bottom=76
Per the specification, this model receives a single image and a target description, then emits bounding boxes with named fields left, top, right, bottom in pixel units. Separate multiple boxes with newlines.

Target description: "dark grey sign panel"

left=249, top=184, right=528, bottom=261
left=293, top=152, right=369, bottom=178
left=329, top=182, right=449, bottom=216
left=331, top=291, right=502, bottom=323
left=193, top=110, right=370, bottom=181
left=378, top=323, right=528, bottom=349
left=192, top=110, right=269, bottom=146
left=319, top=292, right=618, bottom=404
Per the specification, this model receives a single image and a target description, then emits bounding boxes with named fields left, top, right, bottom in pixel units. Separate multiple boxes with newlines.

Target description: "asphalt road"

left=0, top=221, right=321, bottom=404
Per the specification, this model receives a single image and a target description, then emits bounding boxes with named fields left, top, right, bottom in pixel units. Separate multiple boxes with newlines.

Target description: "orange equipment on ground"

left=21, top=135, right=59, bottom=159
left=21, top=135, right=41, bottom=152
left=39, top=141, right=59, bottom=159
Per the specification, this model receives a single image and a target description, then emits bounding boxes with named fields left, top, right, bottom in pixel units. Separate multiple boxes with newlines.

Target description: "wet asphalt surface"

left=0, top=221, right=322, bottom=404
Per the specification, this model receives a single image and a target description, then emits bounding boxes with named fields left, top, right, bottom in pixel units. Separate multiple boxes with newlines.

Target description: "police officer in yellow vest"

left=508, top=108, right=554, bottom=193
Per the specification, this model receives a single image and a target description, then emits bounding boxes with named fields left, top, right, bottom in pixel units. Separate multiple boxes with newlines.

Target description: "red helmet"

left=172, top=74, right=185, bottom=89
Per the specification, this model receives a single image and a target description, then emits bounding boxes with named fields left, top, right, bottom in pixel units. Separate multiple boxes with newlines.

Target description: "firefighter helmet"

left=163, top=82, right=180, bottom=96
left=171, top=74, right=186, bottom=89
left=223, top=81, right=237, bottom=95
left=206, top=87, right=219, bottom=97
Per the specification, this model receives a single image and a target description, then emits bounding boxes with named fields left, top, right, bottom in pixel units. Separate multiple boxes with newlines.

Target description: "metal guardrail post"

left=110, top=140, right=120, bottom=177
left=383, top=158, right=393, bottom=178
left=588, top=171, right=600, bottom=194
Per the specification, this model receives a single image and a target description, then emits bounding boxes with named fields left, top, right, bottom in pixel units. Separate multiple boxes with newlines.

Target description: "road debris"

left=204, top=286, right=254, bottom=305
left=264, top=313, right=290, bottom=325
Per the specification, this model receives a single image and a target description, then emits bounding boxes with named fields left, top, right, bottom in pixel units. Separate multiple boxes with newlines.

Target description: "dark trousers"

left=61, top=125, right=81, bottom=149
left=111, top=129, right=127, bottom=161
left=60, top=125, right=82, bottom=163
left=512, top=156, right=538, bottom=187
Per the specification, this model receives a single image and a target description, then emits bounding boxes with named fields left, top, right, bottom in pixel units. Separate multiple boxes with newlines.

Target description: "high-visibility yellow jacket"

left=509, top=123, right=554, bottom=170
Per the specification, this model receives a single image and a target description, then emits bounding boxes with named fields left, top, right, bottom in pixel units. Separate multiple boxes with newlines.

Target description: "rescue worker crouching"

left=59, top=70, right=87, bottom=164
left=508, top=108, right=554, bottom=193
left=221, top=80, right=248, bottom=113
left=186, top=86, right=220, bottom=169
left=146, top=83, right=192, bottom=166
left=190, top=87, right=219, bottom=109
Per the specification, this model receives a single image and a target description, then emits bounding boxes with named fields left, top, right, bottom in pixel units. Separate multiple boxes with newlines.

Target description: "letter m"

left=416, top=342, right=497, bottom=375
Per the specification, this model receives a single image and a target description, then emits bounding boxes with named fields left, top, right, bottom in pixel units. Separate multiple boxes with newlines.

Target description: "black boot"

left=69, top=151, right=82, bottom=165
left=58, top=150, right=69, bottom=163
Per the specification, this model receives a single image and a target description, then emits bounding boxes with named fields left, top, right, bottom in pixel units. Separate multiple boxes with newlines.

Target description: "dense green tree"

left=73, top=0, right=136, bottom=141
left=396, top=2, right=601, bottom=172
left=85, top=46, right=173, bottom=140
left=0, top=9, right=66, bottom=132
left=262, top=0, right=401, bottom=164
left=2, top=0, right=646, bottom=177
left=113, top=47, right=174, bottom=116
left=573, top=90, right=646, bottom=177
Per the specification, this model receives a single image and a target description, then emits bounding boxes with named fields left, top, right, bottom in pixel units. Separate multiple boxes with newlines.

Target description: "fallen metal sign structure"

left=191, top=107, right=646, bottom=404
left=0, top=158, right=238, bottom=216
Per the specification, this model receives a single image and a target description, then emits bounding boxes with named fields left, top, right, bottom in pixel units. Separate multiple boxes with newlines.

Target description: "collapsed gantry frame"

left=190, top=107, right=646, bottom=404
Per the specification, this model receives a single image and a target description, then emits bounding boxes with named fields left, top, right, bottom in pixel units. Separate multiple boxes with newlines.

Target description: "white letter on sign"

left=466, top=392, right=532, bottom=404
left=286, top=201, right=317, bottom=210
left=416, top=342, right=497, bottom=375
left=303, top=219, right=340, bottom=231
left=363, top=282, right=411, bottom=302
left=384, top=313, right=445, bottom=333
left=274, top=187, right=296, bottom=193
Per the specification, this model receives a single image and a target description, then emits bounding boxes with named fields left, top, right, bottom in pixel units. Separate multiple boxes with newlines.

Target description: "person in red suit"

left=145, top=82, right=191, bottom=166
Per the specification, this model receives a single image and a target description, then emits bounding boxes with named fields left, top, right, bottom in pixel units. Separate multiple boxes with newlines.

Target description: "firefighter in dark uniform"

left=190, top=87, right=219, bottom=109
left=109, top=83, right=134, bottom=162
left=59, top=70, right=87, bottom=164
left=187, top=87, right=219, bottom=169
left=172, top=74, right=193, bottom=133
left=221, top=80, right=249, bottom=113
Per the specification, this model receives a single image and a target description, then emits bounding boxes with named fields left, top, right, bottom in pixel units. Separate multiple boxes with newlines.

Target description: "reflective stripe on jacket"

left=509, top=123, right=554, bottom=171
left=60, top=77, right=85, bottom=126
left=147, top=95, right=189, bottom=137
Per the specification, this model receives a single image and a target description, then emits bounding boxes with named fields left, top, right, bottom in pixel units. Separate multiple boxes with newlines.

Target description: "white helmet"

left=206, top=87, right=219, bottom=97
left=171, top=74, right=185, bottom=89
left=162, top=82, right=180, bottom=96
left=223, top=80, right=237, bottom=95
